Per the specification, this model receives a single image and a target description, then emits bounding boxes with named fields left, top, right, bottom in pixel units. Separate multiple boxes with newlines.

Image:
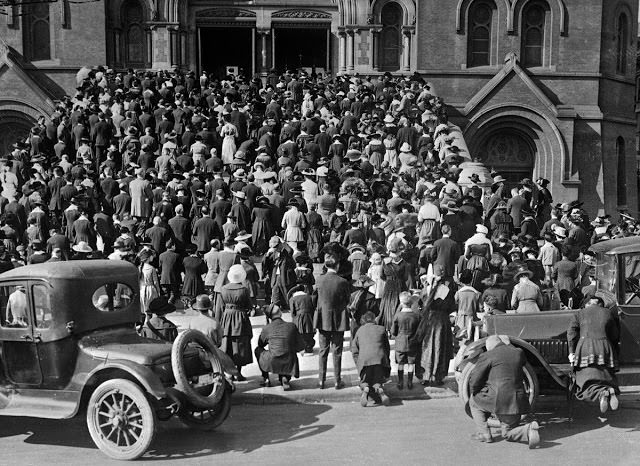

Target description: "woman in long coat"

left=216, top=264, right=253, bottom=380
left=568, top=295, right=620, bottom=413
left=213, top=239, right=240, bottom=308
left=251, top=196, right=273, bottom=256
left=417, top=266, right=455, bottom=385
left=306, top=203, right=324, bottom=262
left=281, top=200, right=307, bottom=249
left=378, top=240, right=414, bottom=333
left=139, top=250, right=160, bottom=319
left=129, top=170, right=153, bottom=219
left=182, top=246, right=207, bottom=304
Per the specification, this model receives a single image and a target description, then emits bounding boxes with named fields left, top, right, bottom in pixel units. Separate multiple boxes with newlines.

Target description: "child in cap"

left=392, top=291, right=421, bottom=389
left=288, top=283, right=315, bottom=354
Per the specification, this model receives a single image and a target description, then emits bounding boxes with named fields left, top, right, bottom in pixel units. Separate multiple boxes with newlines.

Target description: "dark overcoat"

left=256, top=318, right=305, bottom=377
left=468, top=343, right=530, bottom=415
left=351, top=322, right=391, bottom=375
left=313, top=271, right=351, bottom=332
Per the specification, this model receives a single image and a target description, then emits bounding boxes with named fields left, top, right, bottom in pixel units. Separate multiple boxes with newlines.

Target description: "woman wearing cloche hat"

left=216, top=263, right=253, bottom=380
left=511, top=266, right=543, bottom=313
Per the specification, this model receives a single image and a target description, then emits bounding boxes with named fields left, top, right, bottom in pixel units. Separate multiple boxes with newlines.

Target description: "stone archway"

left=0, top=110, right=35, bottom=157
left=476, top=129, right=536, bottom=188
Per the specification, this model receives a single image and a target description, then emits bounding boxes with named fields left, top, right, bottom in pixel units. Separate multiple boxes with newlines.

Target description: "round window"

left=92, top=283, right=135, bottom=312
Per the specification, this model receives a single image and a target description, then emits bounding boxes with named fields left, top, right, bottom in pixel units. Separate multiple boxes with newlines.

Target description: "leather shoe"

left=609, top=388, right=619, bottom=411
left=318, top=380, right=326, bottom=389
left=599, top=392, right=610, bottom=414
left=259, top=378, right=271, bottom=387
left=360, top=387, right=369, bottom=407
left=527, top=421, right=540, bottom=449
left=281, top=380, right=291, bottom=391
left=470, top=433, right=493, bottom=443
left=335, top=380, right=346, bottom=390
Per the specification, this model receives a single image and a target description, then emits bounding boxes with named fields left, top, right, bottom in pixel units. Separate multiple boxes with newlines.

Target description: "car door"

left=0, top=282, right=42, bottom=387
left=615, top=253, right=640, bottom=364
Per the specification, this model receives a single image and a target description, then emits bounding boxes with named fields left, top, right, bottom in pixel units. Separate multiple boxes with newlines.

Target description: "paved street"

left=2, top=397, right=640, bottom=465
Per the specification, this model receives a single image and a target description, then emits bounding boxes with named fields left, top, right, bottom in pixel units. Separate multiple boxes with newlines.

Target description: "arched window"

left=616, top=13, right=629, bottom=74
left=521, top=2, right=546, bottom=67
left=122, top=0, right=146, bottom=67
left=467, top=1, right=493, bottom=67
left=23, top=2, right=51, bottom=61
left=378, top=2, right=403, bottom=72
left=617, top=137, right=627, bottom=206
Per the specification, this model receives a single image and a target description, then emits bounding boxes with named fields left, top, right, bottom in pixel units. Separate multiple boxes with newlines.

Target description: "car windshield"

left=92, top=283, right=135, bottom=312
left=597, top=253, right=617, bottom=295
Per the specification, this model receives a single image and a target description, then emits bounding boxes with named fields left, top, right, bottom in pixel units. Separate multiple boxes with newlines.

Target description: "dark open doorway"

left=199, top=27, right=253, bottom=79
left=274, top=28, right=328, bottom=74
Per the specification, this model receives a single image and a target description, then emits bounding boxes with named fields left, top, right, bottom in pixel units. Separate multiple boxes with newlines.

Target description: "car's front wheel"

left=86, top=379, right=156, bottom=461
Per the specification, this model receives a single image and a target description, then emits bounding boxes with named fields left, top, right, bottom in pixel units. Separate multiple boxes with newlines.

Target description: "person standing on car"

left=468, top=334, right=540, bottom=448
left=139, top=296, right=178, bottom=342
left=568, top=295, right=620, bottom=413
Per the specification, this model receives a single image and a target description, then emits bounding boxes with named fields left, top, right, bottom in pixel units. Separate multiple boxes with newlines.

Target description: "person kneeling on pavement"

left=255, top=304, right=305, bottom=390
left=352, top=311, right=391, bottom=407
left=468, top=334, right=540, bottom=448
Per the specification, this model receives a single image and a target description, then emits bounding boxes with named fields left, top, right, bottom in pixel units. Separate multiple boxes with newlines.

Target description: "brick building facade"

left=0, top=0, right=637, bottom=215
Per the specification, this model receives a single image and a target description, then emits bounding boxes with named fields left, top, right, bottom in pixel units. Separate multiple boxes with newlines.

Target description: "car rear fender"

left=74, top=360, right=168, bottom=417
left=456, top=336, right=568, bottom=389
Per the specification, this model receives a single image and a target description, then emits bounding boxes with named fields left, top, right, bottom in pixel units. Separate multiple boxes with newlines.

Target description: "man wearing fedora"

left=139, top=296, right=178, bottom=342
left=468, top=334, right=540, bottom=448
left=187, top=294, right=221, bottom=347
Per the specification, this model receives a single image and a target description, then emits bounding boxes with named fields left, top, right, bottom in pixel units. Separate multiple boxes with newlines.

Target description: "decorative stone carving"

left=198, top=8, right=256, bottom=18
left=271, top=10, right=331, bottom=19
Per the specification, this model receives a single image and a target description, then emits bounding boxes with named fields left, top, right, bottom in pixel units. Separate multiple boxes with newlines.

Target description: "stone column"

left=370, top=27, right=381, bottom=72
left=401, top=30, right=411, bottom=72
left=338, top=31, right=346, bottom=74
left=257, top=29, right=270, bottom=77
left=346, top=30, right=355, bottom=73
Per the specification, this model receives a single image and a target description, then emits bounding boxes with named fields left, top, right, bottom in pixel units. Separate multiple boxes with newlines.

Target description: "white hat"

left=227, top=264, right=247, bottom=284
left=317, top=166, right=329, bottom=177
left=399, top=142, right=412, bottom=153
left=475, top=224, right=489, bottom=235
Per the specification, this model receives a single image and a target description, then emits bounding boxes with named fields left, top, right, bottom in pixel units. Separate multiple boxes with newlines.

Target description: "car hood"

left=79, top=328, right=173, bottom=365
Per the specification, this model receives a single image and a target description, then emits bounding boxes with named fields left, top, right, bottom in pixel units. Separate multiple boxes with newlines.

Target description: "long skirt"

left=575, top=366, right=619, bottom=402
left=221, top=335, right=253, bottom=366
left=378, top=278, right=402, bottom=333
left=307, top=228, right=324, bottom=261
left=419, top=310, right=454, bottom=382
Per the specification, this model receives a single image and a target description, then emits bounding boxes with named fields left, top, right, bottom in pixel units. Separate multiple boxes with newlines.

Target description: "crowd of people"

left=1, top=65, right=627, bottom=442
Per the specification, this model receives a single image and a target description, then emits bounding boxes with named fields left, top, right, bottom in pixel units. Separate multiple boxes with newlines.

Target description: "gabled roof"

left=463, top=52, right=557, bottom=117
left=0, top=38, right=58, bottom=115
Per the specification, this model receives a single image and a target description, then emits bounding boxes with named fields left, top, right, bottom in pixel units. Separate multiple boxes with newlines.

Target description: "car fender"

left=69, top=359, right=167, bottom=418
left=455, top=336, right=568, bottom=389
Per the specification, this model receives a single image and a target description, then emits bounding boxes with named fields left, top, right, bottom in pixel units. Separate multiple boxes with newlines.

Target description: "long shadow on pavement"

left=0, top=397, right=334, bottom=461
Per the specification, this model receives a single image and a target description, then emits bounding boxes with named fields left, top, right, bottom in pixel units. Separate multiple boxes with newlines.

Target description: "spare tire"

left=459, top=360, right=539, bottom=418
left=172, top=329, right=226, bottom=410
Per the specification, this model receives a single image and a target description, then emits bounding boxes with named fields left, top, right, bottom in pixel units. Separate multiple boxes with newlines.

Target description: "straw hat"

left=72, top=241, right=93, bottom=253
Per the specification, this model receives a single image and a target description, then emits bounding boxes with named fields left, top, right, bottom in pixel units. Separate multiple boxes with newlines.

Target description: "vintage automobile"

left=0, top=260, right=236, bottom=460
left=456, top=237, right=640, bottom=412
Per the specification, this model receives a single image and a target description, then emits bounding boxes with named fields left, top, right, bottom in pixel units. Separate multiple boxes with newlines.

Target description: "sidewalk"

left=167, top=308, right=459, bottom=405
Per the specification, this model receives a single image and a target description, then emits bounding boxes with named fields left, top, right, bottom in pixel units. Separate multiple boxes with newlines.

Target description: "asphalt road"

left=2, top=397, right=640, bottom=465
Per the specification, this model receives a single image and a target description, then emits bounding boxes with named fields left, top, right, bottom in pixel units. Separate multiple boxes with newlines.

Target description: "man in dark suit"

left=91, top=112, right=113, bottom=166
left=468, top=335, right=540, bottom=448
left=158, top=241, right=182, bottom=304
left=313, top=248, right=351, bottom=389
left=255, top=304, right=305, bottom=390
left=145, top=216, right=172, bottom=256
left=210, top=189, right=232, bottom=238
left=429, top=224, right=462, bottom=281
left=352, top=311, right=391, bottom=406
left=192, top=206, right=218, bottom=253
left=168, top=204, right=191, bottom=253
